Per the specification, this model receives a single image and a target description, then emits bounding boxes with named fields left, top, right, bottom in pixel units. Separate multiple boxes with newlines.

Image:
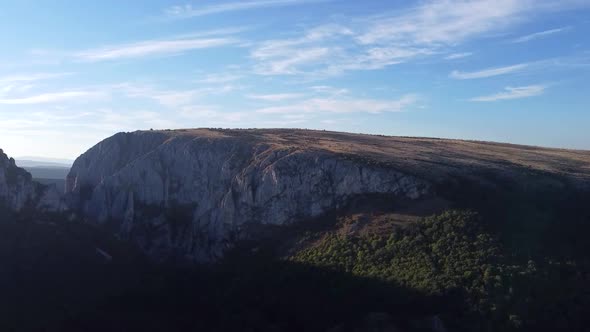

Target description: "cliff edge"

left=65, top=129, right=590, bottom=261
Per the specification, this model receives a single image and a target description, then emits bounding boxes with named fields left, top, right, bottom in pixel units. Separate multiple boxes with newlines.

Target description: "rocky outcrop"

left=0, top=148, right=66, bottom=213
left=0, top=149, right=36, bottom=211
left=66, top=130, right=430, bottom=261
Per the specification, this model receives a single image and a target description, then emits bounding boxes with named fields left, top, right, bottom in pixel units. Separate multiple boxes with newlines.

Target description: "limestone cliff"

left=0, top=149, right=36, bottom=211
left=0, top=149, right=66, bottom=213
left=66, top=129, right=430, bottom=261
left=66, top=128, right=590, bottom=262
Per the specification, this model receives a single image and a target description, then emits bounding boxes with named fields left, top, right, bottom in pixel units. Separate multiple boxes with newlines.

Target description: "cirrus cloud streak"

left=256, top=95, right=418, bottom=114
left=470, top=85, right=546, bottom=102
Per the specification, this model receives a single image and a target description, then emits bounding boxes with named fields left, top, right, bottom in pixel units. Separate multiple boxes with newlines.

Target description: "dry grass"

left=146, top=128, right=590, bottom=185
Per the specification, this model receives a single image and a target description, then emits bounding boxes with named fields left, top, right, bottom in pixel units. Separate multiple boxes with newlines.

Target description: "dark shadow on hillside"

left=0, top=211, right=446, bottom=332
left=434, top=166, right=590, bottom=260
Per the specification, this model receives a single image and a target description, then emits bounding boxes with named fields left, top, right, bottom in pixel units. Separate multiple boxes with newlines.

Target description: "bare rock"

left=0, top=149, right=36, bottom=211
left=66, top=130, right=430, bottom=261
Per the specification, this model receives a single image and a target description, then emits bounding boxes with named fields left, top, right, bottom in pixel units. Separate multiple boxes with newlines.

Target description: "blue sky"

left=0, top=0, right=589, bottom=159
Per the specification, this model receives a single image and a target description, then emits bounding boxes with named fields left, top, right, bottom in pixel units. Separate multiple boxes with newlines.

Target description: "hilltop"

left=148, top=128, right=590, bottom=184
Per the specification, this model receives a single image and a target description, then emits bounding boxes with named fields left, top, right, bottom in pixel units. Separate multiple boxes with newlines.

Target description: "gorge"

left=2, top=129, right=590, bottom=331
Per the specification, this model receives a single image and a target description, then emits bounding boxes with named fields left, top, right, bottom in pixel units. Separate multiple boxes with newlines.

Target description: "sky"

left=0, top=0, right=589, bottom=159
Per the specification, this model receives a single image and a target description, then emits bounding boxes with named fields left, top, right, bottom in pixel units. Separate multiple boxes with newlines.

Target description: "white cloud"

left=310, top=85, right=349, bottom=96
left=249, top=0, right=588, bottom=77
left=251, top=24, right=353, bottom=75
left=327, top=47, right=433, bottom=73
left=0, top=72, right=73, bottom=84
left=450, top=63, right=529, bottom=79
left=196, top=73, right=242, bottom=84
left=252, top=38, right=431, bottom=77
left=180, top=106, right=249, bottom=123
left=115, top=83, right=240, bottom=107
left=511, top=26, right=571, bottom=43
left=356, top=0, right=532, bottom=46
left=0, top=91, right=106, bottom=105
left=173, top=27, right=252, bottom=39
left=75, top=37, right=236, bottom=62
left=0, top=72, right=74, bottom=97
left=0, top=106, right=191, bottom=159
left=451, top=56, right=590, bottom=79
left=256, top=95, right=417, bottom=114
left=247, top=93, right=305, bottom=101
left=470, top=85, right=546, bottom=101
left=255, top=47, right=333, bottom=75
left=151, top=91, right=202, bottom=108
left=165, top=0, right=327, bottom=19
left=252, top=24, right=351, bottom=58
left=0, top=83, right=36, bottom=96
left=444, top=52, right=473, bottom=60
left=356, top=0, right=586, bottom=46
left=93, top=109, right=182, bottom=131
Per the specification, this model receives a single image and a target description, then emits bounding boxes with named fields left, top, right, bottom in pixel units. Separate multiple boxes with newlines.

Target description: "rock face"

left=0, top=149, right=36, bottom=211
left=66, top=130, right=430, bottom=261
left=64, top=128, right=590, bottom=261
left=0, top=149, right=66, bottom=213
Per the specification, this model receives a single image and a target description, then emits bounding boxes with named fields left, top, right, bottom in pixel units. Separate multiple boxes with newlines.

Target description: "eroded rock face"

left=66, top=130, right=430, bottom=262
left=0, top=149, right=36, bottom=211
left=0, top=149, right=65, bottom=213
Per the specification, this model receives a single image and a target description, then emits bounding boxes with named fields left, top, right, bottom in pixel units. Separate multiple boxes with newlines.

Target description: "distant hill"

left=22, top=166, right=69, bottom=180
left=16, top=159, right=72, bottom=168
left=21, top=165, right=69, bottom=192
left=15, top=157, right=71, bottom=183
left=15, top=158, right=70, bottom=192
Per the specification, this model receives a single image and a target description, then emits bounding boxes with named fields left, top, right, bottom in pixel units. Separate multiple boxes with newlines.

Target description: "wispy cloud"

left=0, top=83, right=35, bottom=96
left=470, top=85, right=546, bottom=102
left=251, top=24, right=352, bottom=75
left=356, top=0, right=586, bottom=46
left=92, top=109, right=182, bottom=131
left=327, top=47, right=433, bottom=74
left=248, top=2, right=508, bottom=76
left=255, top=47, right=333, bottom=75
left=450, top=63, right=530, bottom=79
left=0, top=91, right=106, bottom=105
left=164, top=0, right=327, bottom=19
left=247, top=93, right=305, bottom=101
left=115, top=83, right=240, bottom=107
left=0, top=72, right=74, bottom=96
left=252, top=24, right=352, bottom=58
left=511, top=26, right=571, bottom=43
left=180, top=106, right=249, bottom=123
left=0, top=73, right=73, bottom=101
left=250, top=22, right=433, bottom=76
left=249, top=0, right=588, bottom=77
left=451, top=56, right=590, bottom=79
left=0, top=72, right=73, bottom=84
left=75, top=37, right=237, bottom=62
left=445, top=52, right=473, bottom=60
left=256, top=95, right=418, bottom=114
left=196, top=73, right=242, bottom=84
left=121, top=87, right=193, bottom=108
left=356, top=0, right=531, bottom=46
left=310, top=85, right=349, bottom=96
